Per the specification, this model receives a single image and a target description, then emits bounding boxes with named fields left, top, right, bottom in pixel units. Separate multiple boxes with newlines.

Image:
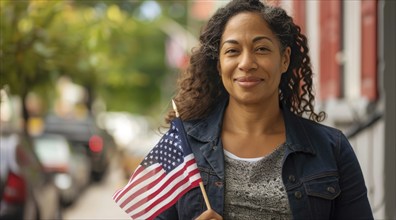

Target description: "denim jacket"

left=156, top=99, right=373, bottom=220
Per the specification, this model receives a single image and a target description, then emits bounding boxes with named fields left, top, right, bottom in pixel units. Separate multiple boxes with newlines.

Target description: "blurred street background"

left=62, top=157, right=130, bottom=220
left=1, top=0, right=395, bottom=220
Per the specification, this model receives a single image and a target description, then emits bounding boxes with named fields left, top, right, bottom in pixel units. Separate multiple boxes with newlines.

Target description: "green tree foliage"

left=1, top=0, right=64, bottom=124
left=1, top=0, right=170, bottom=120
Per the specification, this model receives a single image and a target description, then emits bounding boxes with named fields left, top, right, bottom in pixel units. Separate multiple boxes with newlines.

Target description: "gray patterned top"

left=223, top=144, right=292, bottom=220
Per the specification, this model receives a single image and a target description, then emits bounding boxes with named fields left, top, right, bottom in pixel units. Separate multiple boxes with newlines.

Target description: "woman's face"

left=218, top=12, right=290, bottom=106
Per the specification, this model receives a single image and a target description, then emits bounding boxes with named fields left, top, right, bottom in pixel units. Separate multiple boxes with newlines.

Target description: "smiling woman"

left=218, top=12, right=290, bottom=107
left=154, top=0, right=374, bottom=219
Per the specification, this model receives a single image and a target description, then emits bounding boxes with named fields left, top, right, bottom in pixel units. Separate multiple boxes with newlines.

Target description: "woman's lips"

left=234, top=76, right=264, bottom=88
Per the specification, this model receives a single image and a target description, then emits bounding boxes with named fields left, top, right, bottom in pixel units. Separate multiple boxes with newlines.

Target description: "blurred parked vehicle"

left=97, top=112, right=161, bottom=179
left=43, top=114, right=116, bottom=181
left=1, top=87, right=62, bottom=220
left=32, top=134, right=91, bottom=206
left=0, top=132, right=63, bottom=220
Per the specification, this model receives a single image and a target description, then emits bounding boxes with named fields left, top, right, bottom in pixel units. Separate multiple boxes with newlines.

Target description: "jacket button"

left=294, top=191, right=302, bottom=199
left=327, top=186, right=336, bottom=194
left=288, top=175, right=296, bottom=183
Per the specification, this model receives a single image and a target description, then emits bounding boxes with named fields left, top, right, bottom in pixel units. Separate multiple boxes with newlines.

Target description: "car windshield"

left=44, top=115, right=97, bottom=143
left=33, top=137, right=70, bottom=167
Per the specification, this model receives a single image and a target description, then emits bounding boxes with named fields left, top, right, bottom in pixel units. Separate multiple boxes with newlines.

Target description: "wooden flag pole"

left=172, top=99, right=180, bottom=118
left=199, top=182, right=212, bottom=210
left=172, top=100, right=212, bottom=210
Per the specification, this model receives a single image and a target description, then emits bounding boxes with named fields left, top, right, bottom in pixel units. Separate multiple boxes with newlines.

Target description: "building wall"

left=381, top=1, right=396, bottom=219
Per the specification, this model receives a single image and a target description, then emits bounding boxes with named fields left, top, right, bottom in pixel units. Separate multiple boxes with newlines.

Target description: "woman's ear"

left=282, top=47, right=291, bottom=73
left=217, top=61, right=222, bottom=76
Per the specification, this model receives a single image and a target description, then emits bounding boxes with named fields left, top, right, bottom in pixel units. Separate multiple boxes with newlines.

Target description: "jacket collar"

left=184, top=98, right=316, bottom=155
left=281, top=107, right=316, bottom=155
left=184, top=99, right=227, bottom=143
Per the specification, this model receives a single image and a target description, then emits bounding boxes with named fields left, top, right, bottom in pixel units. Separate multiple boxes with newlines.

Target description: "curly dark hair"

left=166, top=0, right=325, bottom=123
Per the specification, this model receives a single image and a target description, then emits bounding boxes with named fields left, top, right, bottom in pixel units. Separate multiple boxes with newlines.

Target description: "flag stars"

left=139, top=120, right=193, bottom=172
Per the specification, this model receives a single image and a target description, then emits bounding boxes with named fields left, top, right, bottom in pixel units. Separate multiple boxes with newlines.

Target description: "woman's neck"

left=223, top=99, right=285, bottom=136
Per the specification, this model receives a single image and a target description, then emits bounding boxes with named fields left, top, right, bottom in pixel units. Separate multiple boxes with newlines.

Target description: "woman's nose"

left=238, top=51, right=258, bottom=72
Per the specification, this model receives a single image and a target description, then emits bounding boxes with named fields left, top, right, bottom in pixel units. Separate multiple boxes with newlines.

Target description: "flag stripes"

left=114, top=154, right=201, bottom=220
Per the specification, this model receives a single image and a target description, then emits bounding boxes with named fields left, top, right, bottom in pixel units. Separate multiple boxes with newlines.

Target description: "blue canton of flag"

left=142, top=127, right=185, bottom=173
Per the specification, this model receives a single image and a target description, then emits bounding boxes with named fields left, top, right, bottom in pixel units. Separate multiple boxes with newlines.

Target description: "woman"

left=158, top=0, right=373, bottom=219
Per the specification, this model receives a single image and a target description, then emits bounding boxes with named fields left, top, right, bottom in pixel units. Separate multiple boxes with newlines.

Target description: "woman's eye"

left=225, top=49, right=238, bottom=54
left=256, top=47, right=270, bottom=53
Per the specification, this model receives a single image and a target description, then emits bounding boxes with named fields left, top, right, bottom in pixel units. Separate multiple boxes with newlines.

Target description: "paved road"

left=63, top=159, right=130, bottom=220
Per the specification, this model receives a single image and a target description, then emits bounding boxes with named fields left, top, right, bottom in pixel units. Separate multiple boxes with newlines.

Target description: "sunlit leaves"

left=1, top=0, right=170, bottom=115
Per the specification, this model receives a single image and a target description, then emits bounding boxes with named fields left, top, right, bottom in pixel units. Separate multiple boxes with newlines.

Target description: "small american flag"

left=113, top=117, right=202, bottom=220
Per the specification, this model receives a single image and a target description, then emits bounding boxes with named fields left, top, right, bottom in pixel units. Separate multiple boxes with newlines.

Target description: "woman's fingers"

left=195, top=209, right=223, bottom=220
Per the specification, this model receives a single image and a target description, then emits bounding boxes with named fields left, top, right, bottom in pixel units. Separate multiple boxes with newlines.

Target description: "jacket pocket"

left=303, top=176, right=340, bottom=219
left=305, top=177, right=340, bottom=199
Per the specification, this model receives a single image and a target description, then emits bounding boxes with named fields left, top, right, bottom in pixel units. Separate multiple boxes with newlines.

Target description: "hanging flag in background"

left=112, top=117, right=202, bottom=220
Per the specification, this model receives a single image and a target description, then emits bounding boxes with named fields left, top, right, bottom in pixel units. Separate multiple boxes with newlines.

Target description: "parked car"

left=32, top=133, right=91, bottom=206
left=43, top=114, right=116, bottom=181
left=97, top=112, right=163, bottom=179
left=0, top=132, right=63, bottom=220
